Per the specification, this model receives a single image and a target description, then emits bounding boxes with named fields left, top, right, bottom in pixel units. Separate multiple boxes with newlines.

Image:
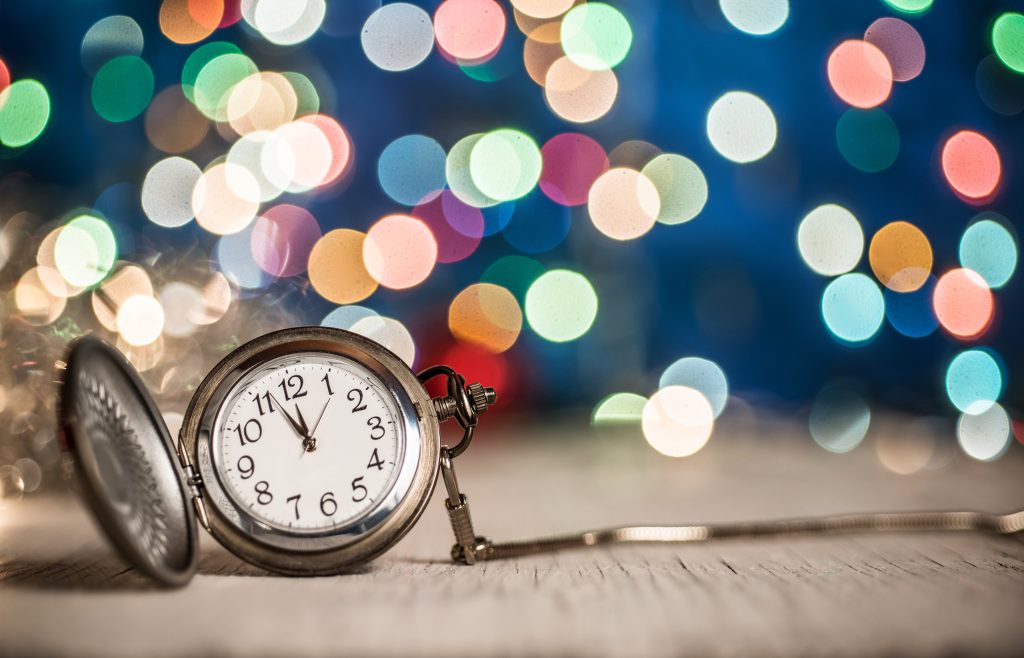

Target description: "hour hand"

left=269, top=392, right=305, bottom=440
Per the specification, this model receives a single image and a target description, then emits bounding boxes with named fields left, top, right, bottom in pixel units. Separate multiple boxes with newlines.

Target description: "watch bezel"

left=179, top=326, right=439, bottom=575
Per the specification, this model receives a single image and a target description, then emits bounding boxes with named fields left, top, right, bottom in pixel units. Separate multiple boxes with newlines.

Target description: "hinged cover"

left=58, top=336, right=198, bottom=586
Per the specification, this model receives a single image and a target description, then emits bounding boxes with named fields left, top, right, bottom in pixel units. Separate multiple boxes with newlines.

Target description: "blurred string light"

left=642, top=386, right=714, bottom=458
left=706, top=91, right=777, bottom=163
left=481, top=254, right=544, bottom=302
left=470, top=129, right=543, bottom=201
left=958, top=403, right=1011, bottom=461
left=216, top=225, right=275, bottom=289
left=159, top=282, right=206, bottom=337
left=875, top=421, right=937, bottom=475
left=142, top=157, right=202, bottom=228
left=539, top=133, right=609, bottom=206
left=719, top=0, right=789, bottom=37
left=932, top=268, right=994, bottom=339
left=587, top=168, right=660, bottom=240
left=882, top=0, right=933, bottom=17
left=959, top=217, right=1018, bottom=289
left=308, top=229, right=379, bottom=304
left=192, top=163, right=260, bottom=235
left=945, top=348, right=1004, bottom=415
left=412, top=190, right=483, bottom=263
left=15, top=268, right=66, bottom=325
left=659, top=357, right=729, bottom=418
left=250, top=204, right=322, bottom=277
left=864, top=17, right=925, bottom=82
left=884, top=276, right=938, bottom=338
left=868, top=220, right=932, bottom=292
left=835, top=109, right=900, bottom=172
left=941, top=130, right=1002, bottom=202
left=641, top=154, right=708, bottom=225
left=434, top=0, right=506, bottom=64
left=809, top=383, right=870, bottom=454
left=560, top=3, right=633, bottom=71
left=55, top=215, right=117, bottom=288
left=447, top=133, right=500, bottom=207
left=160, top=0, right=224, bottom=44
left=362, top=214, right=438, bottom=289
left=92, top=55, right=154, bottom=122
left=92, top=265, right=153, bottom=331
left=81, top=15, right=144, bottom=75
left=321, top=305, right=379, bottom=330
left=797, top=204, right=864, bottom=276
left=511, top=0, right=574, bottom=20
left=821, top=273, right=885, bottom=344
left=992, top=12, right=1024, bottom=73
left=448, top=283, right=523, bottom=353
left=0, top=79, right=51, bottom=148
left=827, top=40, right=893, bottom=108
left=525, top=269, right=598, bottom=342
left=591, top=392, right=646, bottom=425
left=145, top=86, right=210, bottom=153
left=242, top=0, right=327, bottom=46
left=378, top=134, right=447, bottom=206
left=116, top=295, right=165, bottom=346
left=544, top=56, right=619, bottom=123
left=350, top=315, right=416, bottom=367
left=361, top=3, right=435, bottom=72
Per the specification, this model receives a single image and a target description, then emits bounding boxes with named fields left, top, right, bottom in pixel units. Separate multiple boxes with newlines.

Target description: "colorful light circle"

left=821, top=273, right=885, bottom=344
left=659, top=357, right=729, bottom=418
left=192, top=163, right=260, bottom=235
left=933, top=268, right=994, bottom=339
left=882, top=0, right=932, bottom=15
left=350, top=316, right=416, bottom=367
left=544, top=56, right=619, bottom=124
left=797, top=204, right=864, bottom=276
left=959, top=218, right=1018, bottom=289
left=411, top=190, right=483, bottom=264
left=560, top=2, right=633, bottom=71
left=706, top=91, right=777, bottom=163
left=470, top=129, right=543, bottom=202
left=434, top=0, right=506, bottom=63
left=141, top=157, right=202, bottom=228
left=835, top=109, right=900, bottom=173
left=378, top=134, right=447, bottom=206
left=446, top=133, right=499, bottom=208
left=884, top=276, right=938, bottom=338
left=250, top=204, right=322, bottom=277
left=0, top=80, right=51, bottom=148
left=992, top=12, right=1024, bottom=74
left=641, top=154, right=708, bottom=225
left=448, top=283, right=523, bottom=353
left=827, top=40, right=893, bottom=109
left=363, top=214, right=438, bottom=289
left=958, top=403, right=1011, bottom=462
left=81, top=15, right=144, bottom=75
left=525, top=269, right=598, bottom=342
left=642, top=386, right=714, bottom=458
left=308, top=229, right=379, bottom=303
left=864, top=17, right=925, bottom=82
left=361, top=3, right=435, bottom=72
left=587, top=167, right=660, bottom=240
left=941, top=130, right=1002, bottom=202
left=539, top=133, right=609, bottom=207
left=92, top=55, right=154, bottom=123
left=145, top=86, right=210, bottom=154
left=946, top=349, right=1003, bottom=415
left=592, top=392, right=646, bottom=425
left=117, top=295, right=165, bottom=346
left=719, top=0, right=788, bottom=37
left=868, top=221, right=932, bottom=293
left=809, top=383, right=870, bottom=454
left=54, top=215, right=117, bottom=288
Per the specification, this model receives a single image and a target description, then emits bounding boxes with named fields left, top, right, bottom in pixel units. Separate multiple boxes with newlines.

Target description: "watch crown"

left=467, top=383, right=496, bottom=413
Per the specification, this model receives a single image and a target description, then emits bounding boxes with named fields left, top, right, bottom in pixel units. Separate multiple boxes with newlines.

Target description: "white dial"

left=214, top=352, right=403, bottom=533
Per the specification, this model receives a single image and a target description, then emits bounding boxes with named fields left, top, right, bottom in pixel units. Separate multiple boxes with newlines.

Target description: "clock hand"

left=309, top=398, right=332, bottom=441
left=294, top=403, right=317, bottom=452
left=268, top=391, right=305, bottom=441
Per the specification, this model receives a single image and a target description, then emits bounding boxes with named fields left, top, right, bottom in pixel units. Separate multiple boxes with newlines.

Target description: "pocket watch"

left=58, top=326, right=495, bottom=586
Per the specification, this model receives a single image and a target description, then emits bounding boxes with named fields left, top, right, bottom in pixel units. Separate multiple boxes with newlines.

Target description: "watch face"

left=213, top=352, right=404, bottom=534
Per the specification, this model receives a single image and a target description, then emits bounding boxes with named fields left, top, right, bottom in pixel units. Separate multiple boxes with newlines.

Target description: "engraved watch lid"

left=58, top=336, right=198, bottom=587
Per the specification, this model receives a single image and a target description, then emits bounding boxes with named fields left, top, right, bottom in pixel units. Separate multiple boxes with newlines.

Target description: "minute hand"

left=269, top=391, right=306, bottom=441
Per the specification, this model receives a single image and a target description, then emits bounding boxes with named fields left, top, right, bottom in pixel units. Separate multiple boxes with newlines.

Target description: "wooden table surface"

left=2, top=416, right=1023, bottom=657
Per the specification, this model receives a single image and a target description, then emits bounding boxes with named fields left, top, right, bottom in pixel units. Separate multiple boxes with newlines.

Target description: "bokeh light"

left=250, top=204, right=322, bottom=277
left=868, top=221, right=932, bottom=292
left=587, top=168, right=660, bottom=241
left=481, top=254, right=544, bottom=302
left=706, top=91, right=777, bottom=163
left=145, top=86, right=210, bottom=154
left=434, top=0, right=506, bottom=63
left=957, top=402, right=1011, bottom=462
left=864, top=17, right=925, bottom=82
left=945, top=349, right=1003, bottom=415
left=15, top=268, right=66, bottom=325
left=412, top=190, right=483, bottom=263
left=363, top=214, right=438, bottom=289
left=933, top=268, right=994, bottom=339
left=882, top=0, right=933, bottom=16
left=884, top=276, right=937, bottom=338
left=192, top=163, right=260, bottom=235
left=512, top=0, right=574, bottom=20
left=941, top=130, right=1002, bottom=202
left=959, top=218, right=1018, bottom=289
left=159, top=282, right=205, bottom=338
left=470, top=129, right=542, bottom=202
left=55, top=215, right=117, bottom=288
left=378, top=134, right=446, bottom=206
left=192, top=52, right=258, bottom=121
left=116, top=295, right=165, bottom=346
left=0, top=80, right=51, bottom=148
left=827, top=40, right=893, bottom=109
left=226, top=72, right=298, bottom=135
left=797, top=204, right=863, bottom=276
left=160, top=0, right=223, bottom=44
left=835, top=109, right=900, bottom=173
left=544, top=56, right=619, bottom=124
left=592, top=392, right=646, bottom=425
left=448, top=283, right=522, bottom=353
left=308, top=229, right=379, bottom=304
left=809, top=383, right=870, bottom=454
left=560, top=3, right=633, bottom=71
left=821, top=273, right=885, bottom=344
left=216, top=226, right=275, bottom=290
left=875, top=421, right=936, bottom=475
left=447, top=133, right=500, bottom=207
left=92, top=265, right=154, bottom=331
left=350, top=315, right=416, bottom=367
left=142, top=157, right=202, bottom=228
left=658, top=357, right=729, bottom=418
left=642, top=386, right=714, bottom=458
left=92, top=55, right=154, bottom=123
left=81, top=15, right=144, bottom=75
left=361, top=3, right=434, bottom=72
left=321, top=305, right=379, bottom=330
left=525, top=269, right=598, bottom=342
left=641, top=154, right=708, bottom=225
left=975, top=55, right=1024, bottom=116
left=719, top=0, right=789, bottom=37
left=539, top=133, right=609, bottom=207
left=245, top=0, right=326, bottom=46
left=992, top=12, right=1024, bottom=74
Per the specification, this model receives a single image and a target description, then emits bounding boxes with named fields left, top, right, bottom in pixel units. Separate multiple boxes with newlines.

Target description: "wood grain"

left=1, top=418, right=1022, bottom=657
